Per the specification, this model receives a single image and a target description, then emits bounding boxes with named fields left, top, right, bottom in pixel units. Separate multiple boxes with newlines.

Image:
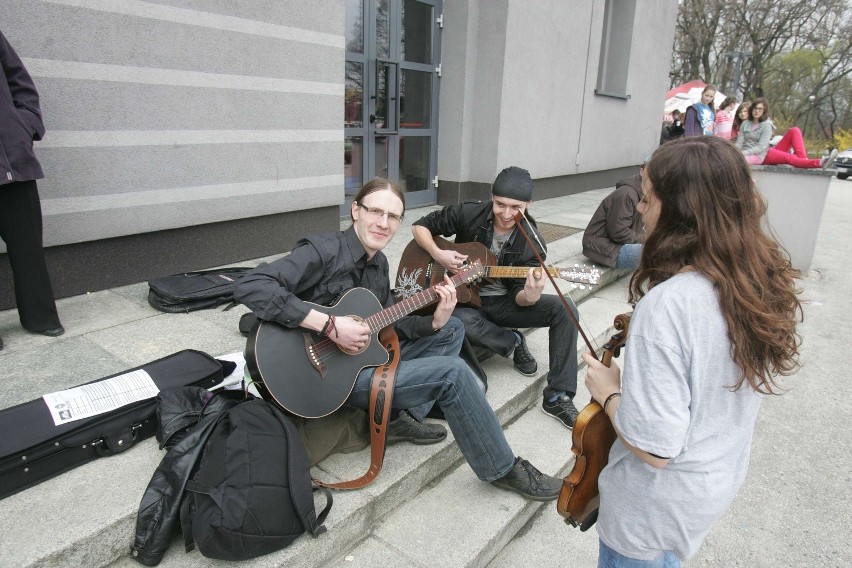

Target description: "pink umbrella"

left=664, top=80, right=727, bottom=118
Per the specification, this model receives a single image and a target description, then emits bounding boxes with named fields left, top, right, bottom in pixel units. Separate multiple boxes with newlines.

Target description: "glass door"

left=344, top=0, right=441, bottom=214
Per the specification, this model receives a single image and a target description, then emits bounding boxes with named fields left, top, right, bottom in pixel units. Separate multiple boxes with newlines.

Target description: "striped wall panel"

left=0, top=0, right=345, bottom=250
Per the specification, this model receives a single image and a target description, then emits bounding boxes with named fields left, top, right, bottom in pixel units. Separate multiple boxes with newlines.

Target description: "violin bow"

left=512, top=211, right=600, bottom=361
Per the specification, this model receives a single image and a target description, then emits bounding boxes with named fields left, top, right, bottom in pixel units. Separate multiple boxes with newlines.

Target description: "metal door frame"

left=343, top=0, right=442, bottom=215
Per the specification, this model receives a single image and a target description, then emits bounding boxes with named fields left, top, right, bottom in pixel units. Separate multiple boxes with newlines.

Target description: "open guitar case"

left=0, top=349, right=234, bottom=501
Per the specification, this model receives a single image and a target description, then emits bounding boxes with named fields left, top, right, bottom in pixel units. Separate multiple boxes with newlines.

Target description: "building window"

left=595, top=0, right=635, bottom=99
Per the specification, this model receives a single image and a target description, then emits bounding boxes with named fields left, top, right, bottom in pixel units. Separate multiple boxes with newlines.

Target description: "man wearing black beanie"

left=411, top=167, right=581, bottom=428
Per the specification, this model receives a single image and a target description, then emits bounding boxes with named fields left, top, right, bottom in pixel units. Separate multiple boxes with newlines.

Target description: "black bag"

left=181, top=399, right=332, bottom=561
left=147, top=267, right=253, bottom=313
left=0, top=350, right=231, bottom=501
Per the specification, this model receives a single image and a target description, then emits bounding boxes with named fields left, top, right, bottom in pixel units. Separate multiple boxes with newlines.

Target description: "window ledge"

left=594, top=89, right=631, bottom=100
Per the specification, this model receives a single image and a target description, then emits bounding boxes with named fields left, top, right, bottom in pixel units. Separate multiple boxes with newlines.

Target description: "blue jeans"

left=453, top=293, right=579, bottom=399
left=598, top=539, right=681, bottom=568
left=346, top=317, right=515, bottom=481
left=615, top=244, right=643, bottom=269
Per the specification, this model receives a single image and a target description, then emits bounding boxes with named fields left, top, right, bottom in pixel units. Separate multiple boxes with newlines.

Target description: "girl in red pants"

left=737, top=98, right=838, bottom=169
left=762, top=127, right=826, bottom=168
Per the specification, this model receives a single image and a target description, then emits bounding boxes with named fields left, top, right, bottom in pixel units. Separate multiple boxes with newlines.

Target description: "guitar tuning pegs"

left=570, top=283, right=578, bottom=290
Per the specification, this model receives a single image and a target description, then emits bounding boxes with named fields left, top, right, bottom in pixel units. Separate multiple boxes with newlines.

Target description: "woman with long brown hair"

left=730, top=100, right=750, bottom=140
left=583, top=136, right=802, bottom=567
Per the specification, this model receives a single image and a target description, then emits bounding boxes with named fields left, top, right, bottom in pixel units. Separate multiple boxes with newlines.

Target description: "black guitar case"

left=0, top=349, right=233, bottom=501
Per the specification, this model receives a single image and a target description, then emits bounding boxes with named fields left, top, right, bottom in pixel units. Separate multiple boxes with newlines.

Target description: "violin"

left=556, top=313, right=630, bottom=531
left=506, top=211, right=631, bottom=531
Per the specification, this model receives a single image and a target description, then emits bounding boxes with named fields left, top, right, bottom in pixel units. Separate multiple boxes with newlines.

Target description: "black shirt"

left=234, top=226, right=434, bottom=340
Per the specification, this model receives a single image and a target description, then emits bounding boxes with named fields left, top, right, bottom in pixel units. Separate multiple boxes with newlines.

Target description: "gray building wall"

left=437, top=0, right=677, bottom=202
left=0, top=0, right=677, bottom=309
left=0, top=0, right=345, bottom=307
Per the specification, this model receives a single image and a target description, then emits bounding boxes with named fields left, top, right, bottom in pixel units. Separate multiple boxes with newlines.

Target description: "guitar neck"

left=367, top=271, right=471, bottom=332
left=484, top=266, right=556, bottom=278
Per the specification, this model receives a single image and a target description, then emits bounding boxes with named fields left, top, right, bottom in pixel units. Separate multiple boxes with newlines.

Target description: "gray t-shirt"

left=597, top=272, right=761, bottom=561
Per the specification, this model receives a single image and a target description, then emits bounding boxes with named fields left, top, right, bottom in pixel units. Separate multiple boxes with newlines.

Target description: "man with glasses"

left=234, top=177, right=563, bottom=501
left=411, top=167, right=582, bottom=429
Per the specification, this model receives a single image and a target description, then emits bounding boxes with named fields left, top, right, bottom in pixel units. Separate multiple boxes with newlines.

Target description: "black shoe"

left=386, top=411, right=447, bottom=446
left=39, top=326, right=65, bottom=337
left=512, top=332, right=538, bottom=376
left=491, top=457, right=562, bottom=501
left=542, top=395, right=580, bottom=429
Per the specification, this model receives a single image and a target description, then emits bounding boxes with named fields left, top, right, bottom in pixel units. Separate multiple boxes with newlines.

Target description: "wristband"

left=320, top=315, right=332, bottom=337
left=603, top=391, right=622, bottom=414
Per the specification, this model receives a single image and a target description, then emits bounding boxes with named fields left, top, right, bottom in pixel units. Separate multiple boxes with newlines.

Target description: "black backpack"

left=147, top=267, right=253, bottom=313
left=180, top=399, right=332, bottom=561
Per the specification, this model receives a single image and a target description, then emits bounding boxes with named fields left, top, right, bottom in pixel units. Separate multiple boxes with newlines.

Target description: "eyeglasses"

left=357, top=203, right=404, bottom=224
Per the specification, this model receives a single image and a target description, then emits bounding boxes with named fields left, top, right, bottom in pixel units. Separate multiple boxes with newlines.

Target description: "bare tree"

left=670, top=0, right=852, bottom=140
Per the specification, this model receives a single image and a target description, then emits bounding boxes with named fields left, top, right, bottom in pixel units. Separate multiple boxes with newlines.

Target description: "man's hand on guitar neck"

left=431, top=275, right=458, bottom=332
left=516, top=267, right=545, bottom=306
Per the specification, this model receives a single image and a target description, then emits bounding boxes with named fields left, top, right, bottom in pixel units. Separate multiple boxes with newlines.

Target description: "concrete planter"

left=750, top=166, right=833, bottom=272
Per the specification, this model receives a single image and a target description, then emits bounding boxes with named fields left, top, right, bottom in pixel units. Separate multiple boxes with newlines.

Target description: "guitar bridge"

left=303, top=334, right=327, bottom=378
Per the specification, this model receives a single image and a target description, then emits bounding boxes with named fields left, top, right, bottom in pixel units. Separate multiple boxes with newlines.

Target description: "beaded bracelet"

left=603, top=391, right=622, bottom=414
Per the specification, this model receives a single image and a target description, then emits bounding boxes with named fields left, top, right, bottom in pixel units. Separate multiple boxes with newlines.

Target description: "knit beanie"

left=492, top=166, right=533, bottom=202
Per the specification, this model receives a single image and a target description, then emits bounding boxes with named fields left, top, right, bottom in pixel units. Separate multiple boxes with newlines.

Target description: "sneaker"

left=386, top=411, right=447, bottom=445
left=491, top=457, right=562, bottom=501
left=512, top=332, right=538, bottom=376
left=822, top=149, right=839, bottom=170
left=542, top=394, right=580, bottom=429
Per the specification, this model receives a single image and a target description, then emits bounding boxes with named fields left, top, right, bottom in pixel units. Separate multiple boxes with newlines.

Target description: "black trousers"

left=0, top=180, right=60, bottom=331
left=452, top=293, right=579, bottom=399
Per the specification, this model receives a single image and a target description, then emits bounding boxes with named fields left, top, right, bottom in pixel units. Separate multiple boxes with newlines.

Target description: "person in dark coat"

left=0, top=29, right=64, bottom=347
left=411, top=167, right=582, bottom=429
left=582, top=161, right=646, bottom=269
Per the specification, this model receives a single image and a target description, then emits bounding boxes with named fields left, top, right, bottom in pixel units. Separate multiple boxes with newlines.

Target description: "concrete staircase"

left=0, top=207, right=634, bottom=568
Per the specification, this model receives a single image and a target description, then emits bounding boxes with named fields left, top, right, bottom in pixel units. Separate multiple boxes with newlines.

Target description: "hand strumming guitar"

left=433, top=247, right=468, bottom=272
left=329, top=315, right=372, bottom=352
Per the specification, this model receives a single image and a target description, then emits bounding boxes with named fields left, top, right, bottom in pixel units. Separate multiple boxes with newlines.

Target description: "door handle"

left=369, top=114, right=377, bottom=124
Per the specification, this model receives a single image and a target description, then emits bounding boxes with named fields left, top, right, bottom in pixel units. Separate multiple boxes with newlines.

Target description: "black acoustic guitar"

left=245, top=263, right=485, bottom=418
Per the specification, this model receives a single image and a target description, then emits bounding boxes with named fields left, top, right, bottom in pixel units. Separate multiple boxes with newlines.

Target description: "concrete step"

left=0, top=243, right=630, bottom=568
left=320, top=293, right=632, bottom=568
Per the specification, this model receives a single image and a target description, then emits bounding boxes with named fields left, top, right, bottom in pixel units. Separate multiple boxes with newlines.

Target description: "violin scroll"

left=600, top=313, right=631, bottom=367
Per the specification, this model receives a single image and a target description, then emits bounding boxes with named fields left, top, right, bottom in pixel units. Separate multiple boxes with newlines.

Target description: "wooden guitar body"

left=395, top=236, right=493, bottom=309
left=245, top=288, right=389, bottom=418
left=394, top=236, right=600, bottom=314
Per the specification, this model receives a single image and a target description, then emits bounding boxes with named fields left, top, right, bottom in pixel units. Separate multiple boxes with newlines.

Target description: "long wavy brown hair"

left=630, top=136, right=802, bottom=394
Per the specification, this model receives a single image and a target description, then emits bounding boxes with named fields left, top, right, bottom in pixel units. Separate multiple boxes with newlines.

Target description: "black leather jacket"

left=131, top=388, right=242, bottom=566
left=412, top=200, right=547, bottom=301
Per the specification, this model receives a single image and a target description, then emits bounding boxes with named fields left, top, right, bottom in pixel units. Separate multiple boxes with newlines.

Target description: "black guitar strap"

left=313, top=327, right=400, bottom=490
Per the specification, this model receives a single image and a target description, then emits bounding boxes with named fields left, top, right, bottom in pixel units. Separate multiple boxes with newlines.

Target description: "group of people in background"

left=666, top=83, right=838, bottom=170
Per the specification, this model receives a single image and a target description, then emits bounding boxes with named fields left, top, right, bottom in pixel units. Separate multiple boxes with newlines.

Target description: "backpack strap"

left=270, top=403, right=332, bottom=537
left=313, top=327, right=400, bottom=490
